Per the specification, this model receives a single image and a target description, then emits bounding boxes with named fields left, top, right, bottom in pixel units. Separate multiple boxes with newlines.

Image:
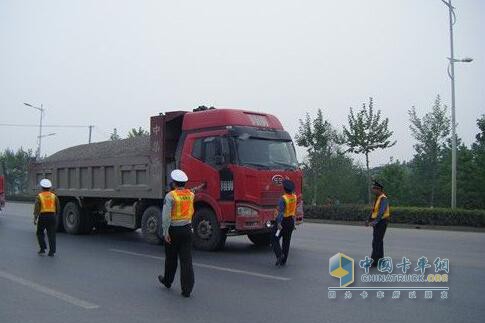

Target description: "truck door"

left=182, top=135, right=229, bottom=200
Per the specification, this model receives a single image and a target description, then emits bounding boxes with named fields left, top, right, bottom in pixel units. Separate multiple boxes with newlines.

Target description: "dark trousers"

left=272, top=217, right=295, bottom=263
left=371, top=220, right=388, bottom=265
left=36, top=214, right=56, bottom=253
left=163, top=225, right=194, bottom=295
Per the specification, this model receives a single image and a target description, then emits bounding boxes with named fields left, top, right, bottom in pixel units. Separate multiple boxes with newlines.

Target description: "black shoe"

left=38, top=249, right=46, bottom=255
left=181, top=291, right=191, bottom=298
left=158, top=275, right=171, bottom=289
left=280, top=254, right=287, bottom=266
left=48, top=252, right=55, bottom=257
left=275, top=256, right=284, bottom=266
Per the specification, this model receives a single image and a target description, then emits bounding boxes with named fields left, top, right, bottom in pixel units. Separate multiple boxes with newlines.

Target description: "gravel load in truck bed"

left=43, top=136, right=151, bottom=162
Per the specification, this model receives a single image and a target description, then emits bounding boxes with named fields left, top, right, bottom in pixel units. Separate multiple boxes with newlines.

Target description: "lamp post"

left=38, top=132, right=56, bottom=139
left=88, top=125, right=94, bottom=144
left=37, top=133, right=56, bottom=156
left=441, top=0, right=473, bottom=209
left=24, top=102, right=45, bottom=159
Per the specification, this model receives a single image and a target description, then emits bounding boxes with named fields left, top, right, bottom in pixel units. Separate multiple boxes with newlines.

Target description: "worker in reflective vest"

left=272, top=179, right=297, bottom=266
left=366, top=180, right=391, bottom=266
left=33, top=179, right=60, bottom=257
left=158, top=169, right=196, bottom=298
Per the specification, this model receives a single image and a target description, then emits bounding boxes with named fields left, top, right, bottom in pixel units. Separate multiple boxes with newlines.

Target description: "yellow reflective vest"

left=282, top=193, right=297, bottom=217
left=38, top=191, right=57, bottom=214
left=370, top=193, right=390, bottom=220
left=170, top=189, right=195, bottom=221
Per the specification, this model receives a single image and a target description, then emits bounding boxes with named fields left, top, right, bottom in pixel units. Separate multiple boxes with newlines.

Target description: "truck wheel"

left=192, top=208, right=226, bottom=251
left=62, top=201, right=93, bottom=234
left=248, top=233, right=272, bottom=247
left=141, top=206, right=162, bottom=245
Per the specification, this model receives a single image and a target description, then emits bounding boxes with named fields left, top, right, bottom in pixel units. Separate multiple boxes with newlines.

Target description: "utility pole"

left=446, top=0, right=457, bottom=210
left=39, top=104, right=43, bottom=158
left=88, top=125, right=94, bottom=144
left=441, top=0, right=473, bottom=209
left=24, top=102, right=45, bottom=159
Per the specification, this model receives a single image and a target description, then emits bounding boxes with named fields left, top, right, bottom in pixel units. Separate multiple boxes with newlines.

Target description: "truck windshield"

left=235, top=137, right=298, bottom=170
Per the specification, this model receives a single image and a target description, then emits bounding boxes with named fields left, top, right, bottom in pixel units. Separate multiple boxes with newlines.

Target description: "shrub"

left=303, top=205, right=485, bottom=227
left=6, top=194, right=34, bottom=202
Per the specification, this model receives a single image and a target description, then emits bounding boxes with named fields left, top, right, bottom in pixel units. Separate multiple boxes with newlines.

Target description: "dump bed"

left=28, top=112, right=186, bottom=200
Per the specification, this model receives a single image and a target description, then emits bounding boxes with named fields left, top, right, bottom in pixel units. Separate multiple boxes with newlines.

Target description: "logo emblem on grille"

left=272, top=175, right=284, bottom=185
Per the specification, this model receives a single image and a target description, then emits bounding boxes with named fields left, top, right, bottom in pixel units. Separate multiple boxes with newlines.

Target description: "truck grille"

left=260, top=191, right=281, bottom=206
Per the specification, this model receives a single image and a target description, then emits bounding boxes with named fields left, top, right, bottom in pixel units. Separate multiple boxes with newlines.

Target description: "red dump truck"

left=28, top=107, right=303, bottom=250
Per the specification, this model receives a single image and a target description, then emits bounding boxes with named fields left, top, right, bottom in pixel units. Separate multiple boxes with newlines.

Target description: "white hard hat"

left=40, top=179, right=52, bottom=188
left=171, top=169, right=188, bottom=182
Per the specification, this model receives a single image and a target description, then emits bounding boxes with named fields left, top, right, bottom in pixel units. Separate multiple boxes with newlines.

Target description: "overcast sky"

left=1, top=0, right=483, bottom=167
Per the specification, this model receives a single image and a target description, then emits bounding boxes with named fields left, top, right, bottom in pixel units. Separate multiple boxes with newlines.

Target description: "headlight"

left=237, top=206, right=258, bottom=217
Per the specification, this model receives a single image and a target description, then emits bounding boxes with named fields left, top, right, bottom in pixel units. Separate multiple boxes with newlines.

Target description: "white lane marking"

left=109, top=248, right=291, bottom=281
left=0, top=270, right=99, bottom=310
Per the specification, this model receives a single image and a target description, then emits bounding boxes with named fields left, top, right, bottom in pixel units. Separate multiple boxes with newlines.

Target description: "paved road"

left=0, top=202, right=484, bottom=323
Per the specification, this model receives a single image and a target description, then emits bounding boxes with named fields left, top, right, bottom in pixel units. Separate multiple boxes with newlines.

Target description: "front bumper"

left=235, top=203, right=304, bottom=231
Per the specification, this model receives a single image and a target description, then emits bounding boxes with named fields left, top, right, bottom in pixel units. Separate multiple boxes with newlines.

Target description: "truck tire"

left=248, top=233, right=272, bottom=247
left=141, top=206, right=162, bottom=245
left=62, top=201, right=93, bottom=234
left=192, top=208, right=226, bottom=251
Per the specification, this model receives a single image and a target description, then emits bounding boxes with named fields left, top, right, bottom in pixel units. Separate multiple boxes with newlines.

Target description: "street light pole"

left=38, top=104, right=44, bottom=158
left=441, top=0, right=473, bottom=209
left=24, top=102, right=46, bottom=159
left=445, top=0, right=457, bottom=209
left=38, top=132, right=56, bottom=139
left=88, top=125, right=94, bottom=144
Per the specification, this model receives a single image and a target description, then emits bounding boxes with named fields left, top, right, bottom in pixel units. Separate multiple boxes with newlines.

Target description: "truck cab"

left=168, top=108, right=304, bottom=249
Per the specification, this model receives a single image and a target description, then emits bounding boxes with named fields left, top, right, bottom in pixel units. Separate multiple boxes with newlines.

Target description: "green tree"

left=110, top=128, right=121, bottom=141
left=0, top=148, right=34, bottom=195
left=343, top=97, right=396, bottom=204
left=375, top=159, right=411, bottom=206
left=408, top=95, right=450, bottom=207
left=433, top=135, right=480, bottom=208
left=296, top=109, right=367, bottom=205
left=474, top=115, right=485, bottom=145
left=127, top=127, right=149, bottom=138
left=469, top=115, right=485, bottom=208
left=295, top=109, right=340, bottom=205
left=323, top=154, right=367, bottom=204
